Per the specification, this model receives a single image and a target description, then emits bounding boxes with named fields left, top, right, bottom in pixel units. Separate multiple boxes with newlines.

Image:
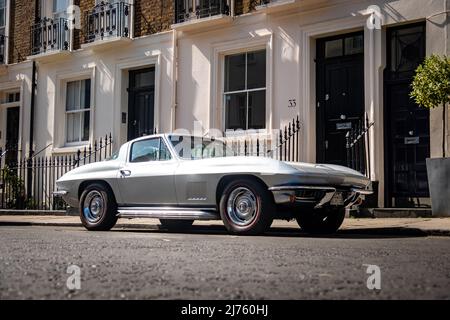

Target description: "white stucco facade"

left=175, top=0, right=450, bottom=207
left=0, top=0, right=449, bottom=208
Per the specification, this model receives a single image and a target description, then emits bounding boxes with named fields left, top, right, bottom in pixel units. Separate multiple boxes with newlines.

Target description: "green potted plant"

left=411, top=55, right=450, bottom=216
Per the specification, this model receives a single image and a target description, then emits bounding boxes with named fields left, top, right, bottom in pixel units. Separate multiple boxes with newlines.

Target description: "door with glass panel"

left=384, top=23, right=429, bottom=207
left=316, top=32, right=365, bottom=166
left=128, top=68, right=156, bottom=141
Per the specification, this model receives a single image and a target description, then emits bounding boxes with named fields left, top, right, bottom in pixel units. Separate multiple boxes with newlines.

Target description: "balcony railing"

left=31, top=18, right=70, bottom=56
left=175, top=0, right=229, bottom=24
left=85, top=1, right=132, bottom=44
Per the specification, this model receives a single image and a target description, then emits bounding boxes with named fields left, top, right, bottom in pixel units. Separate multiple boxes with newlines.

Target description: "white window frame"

left=53, top=68, right=96, bottom=152
left=0, top=0, right=11, bottom=65
left=210, top=34, right=273, bottom=134
left=208, top=31, right=274, bottom=135
left=65, top=79, right=91, bottom=145
left=223, top=50, right=267, bottom=131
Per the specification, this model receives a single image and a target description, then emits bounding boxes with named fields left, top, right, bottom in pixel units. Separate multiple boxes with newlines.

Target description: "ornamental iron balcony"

left=85, top=1, right=132, bottom=44
left=31, top=18, right=70, bottom=56
left=175, top=0, right=229, bottom=24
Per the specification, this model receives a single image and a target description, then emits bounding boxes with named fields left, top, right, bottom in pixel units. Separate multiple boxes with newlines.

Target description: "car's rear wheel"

left=79, top=183, right=118, bottom=231
left=219, top=179, right=274, bottom=235
left=296, top=207, right=346, bottom=234
left=159, top=219, right=194, bottom=230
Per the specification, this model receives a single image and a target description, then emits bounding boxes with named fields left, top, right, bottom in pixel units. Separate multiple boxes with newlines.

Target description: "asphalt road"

left=0, top=224, right=449, bottom=300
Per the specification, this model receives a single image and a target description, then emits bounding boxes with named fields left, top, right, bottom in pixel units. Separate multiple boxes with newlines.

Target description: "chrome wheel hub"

left=227, top=187, right=258, bottom=226
left=83, top=191, right=104, bottom=224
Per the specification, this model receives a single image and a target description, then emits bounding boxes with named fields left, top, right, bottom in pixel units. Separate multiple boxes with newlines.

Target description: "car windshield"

left=169, top=135, right=235, bottom=160
left=106, top=151, right=119, bottom=161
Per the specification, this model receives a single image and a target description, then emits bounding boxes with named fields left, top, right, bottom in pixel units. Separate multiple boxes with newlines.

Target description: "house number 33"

left=288, top=99, right=297, bottom=108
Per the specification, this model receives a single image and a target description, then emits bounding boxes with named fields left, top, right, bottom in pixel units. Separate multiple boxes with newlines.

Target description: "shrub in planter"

left=411, top=55, right=450, bottom=216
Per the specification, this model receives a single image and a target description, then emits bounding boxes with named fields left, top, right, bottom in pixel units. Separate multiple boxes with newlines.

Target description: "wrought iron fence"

left=175, top=0, right=229, bottom=24
left=345, top=116, right=374, bottom=176
left=0, top=134, right=113, bottom=211
left=224, top=116, right=302, bottom=162
left=31, top=18, right=70, bottom=55
left=85, top=1, right=132, bottom=44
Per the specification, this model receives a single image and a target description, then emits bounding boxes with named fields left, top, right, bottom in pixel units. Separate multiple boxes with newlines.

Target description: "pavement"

left=1, top=215, right=450, bottom=236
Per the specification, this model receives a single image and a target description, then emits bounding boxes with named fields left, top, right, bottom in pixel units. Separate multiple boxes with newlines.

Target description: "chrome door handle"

left=120, top=170, right=131, bottom=177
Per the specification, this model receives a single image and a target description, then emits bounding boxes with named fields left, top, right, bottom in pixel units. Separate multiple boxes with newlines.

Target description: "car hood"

left=285, top=161, right=372, bottom=190
left=56, top=160, right=120, bottom=182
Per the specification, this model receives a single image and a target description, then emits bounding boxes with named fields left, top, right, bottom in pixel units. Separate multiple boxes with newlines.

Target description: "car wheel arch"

left=78, top=180, right=116, bottom=203
left=215, top=175, right=270, bottom=206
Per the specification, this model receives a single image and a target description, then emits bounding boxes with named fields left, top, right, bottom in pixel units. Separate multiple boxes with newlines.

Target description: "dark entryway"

left=5, top=107, right=20, bottom=165
left=316, top=32, right=365, bottom=166
left=127, top=67, right=155, bottom=141
left=384, top=23, right=429, bottom=208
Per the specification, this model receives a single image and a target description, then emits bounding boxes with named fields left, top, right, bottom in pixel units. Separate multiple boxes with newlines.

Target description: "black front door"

left=128, top=68, right=155, bottom=141
left=385, top=23, right=429, bottom=207
left=5, top=107, right=20, bottom=165
left=316, top=32, right=365, bottom=166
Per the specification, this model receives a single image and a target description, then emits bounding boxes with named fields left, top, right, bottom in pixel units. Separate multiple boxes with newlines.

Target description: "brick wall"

left=8, top=0, right=38, bottom=63
left=6, top=0, right=257, bottom=64
left=134, top=0, right=174, bottom=37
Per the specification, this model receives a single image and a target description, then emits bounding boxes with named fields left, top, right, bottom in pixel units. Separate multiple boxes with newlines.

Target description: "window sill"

left=224, top=129, right=269, bottom=138
left=52, top=144, right=89, bottom=155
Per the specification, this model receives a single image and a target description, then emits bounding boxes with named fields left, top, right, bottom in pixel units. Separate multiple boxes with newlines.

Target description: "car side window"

left=130, top=138, right=172, bottom=163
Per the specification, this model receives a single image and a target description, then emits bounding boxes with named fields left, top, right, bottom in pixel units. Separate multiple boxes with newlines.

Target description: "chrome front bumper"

left=269, top=186, right=373, bottom=209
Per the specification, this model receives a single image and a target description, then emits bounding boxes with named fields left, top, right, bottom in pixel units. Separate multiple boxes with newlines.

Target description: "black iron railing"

left=0, top=134, right=113, bottom=210
left=224, top=117, right=302, bottom=162
left=346, top=117, right=374, bottom=176
left=175, top=0, right=229, bottom=24
left=31, top=18, right=70, bottom=55
left=85, top=1, right=132, bottom=44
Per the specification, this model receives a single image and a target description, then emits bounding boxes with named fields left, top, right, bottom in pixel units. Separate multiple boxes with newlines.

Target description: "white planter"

left=426, top=157, right=450, bottom=217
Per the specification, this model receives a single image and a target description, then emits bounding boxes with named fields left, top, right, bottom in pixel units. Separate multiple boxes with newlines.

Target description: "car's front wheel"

left=219, top=179, right=274, bottom=235
left=296, top=207, right=346, bottom=234
left=79, top=183, right=118, bottom=231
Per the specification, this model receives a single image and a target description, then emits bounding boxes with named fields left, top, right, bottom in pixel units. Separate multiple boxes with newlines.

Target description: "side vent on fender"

left=186, top=182, right=207, bottom=201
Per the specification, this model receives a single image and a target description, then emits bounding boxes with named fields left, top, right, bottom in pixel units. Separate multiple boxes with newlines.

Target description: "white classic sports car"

left=55, top=134, right=372, bottom=235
